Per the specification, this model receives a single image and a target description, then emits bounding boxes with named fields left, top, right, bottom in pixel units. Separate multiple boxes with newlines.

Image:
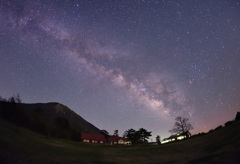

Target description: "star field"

left=0, top=0, right=240, bottom=139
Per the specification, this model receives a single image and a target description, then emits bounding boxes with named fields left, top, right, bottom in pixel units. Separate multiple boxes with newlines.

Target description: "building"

left=108, top=136, right=132, bottom=145
left=161, top=131, right=191, bottom=144
left=81, top=133, right=106, bottom=144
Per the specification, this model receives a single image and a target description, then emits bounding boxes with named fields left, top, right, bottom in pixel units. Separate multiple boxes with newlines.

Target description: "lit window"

left=119, top=140, right=124, bottom=144
left=177, top=136, right=184, bottom=140
left=161, top=140, right=169, bottom=144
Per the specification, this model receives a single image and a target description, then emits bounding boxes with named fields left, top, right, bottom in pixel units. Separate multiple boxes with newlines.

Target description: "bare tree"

left=8, top=96, right=16, bottom=103
left=6, top=93, right=22, bottom=103
left=14, top=93, right=22, bottom=103
left=169, top=116, right=193, bottom=134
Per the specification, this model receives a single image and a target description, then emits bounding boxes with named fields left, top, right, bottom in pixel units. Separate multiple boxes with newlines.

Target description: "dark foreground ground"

left=0, top=119, right=239, bottom=164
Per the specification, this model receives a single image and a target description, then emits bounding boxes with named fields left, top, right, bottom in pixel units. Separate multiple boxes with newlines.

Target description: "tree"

left=123, top=128, right=151, bottom=144
left=156, top=135, right=161, bottom=145
left=14, top=93, right=22, bottom=103
left=123, top=129, right=136, bottom=139
left=169, top=116, right=193, bottom=134
left=236, top=112, right=240, bottom=121
left=114, top=129, right=119, bottom=136
left=101, top=129, right=110, bottom=141
left=7, top=93, right=22, bottom=103
left=224, top=120, right=234, bottom=126
left=138, top=128, right=152, bottom=143
left=101, top=129, right=109, bottom=136
left=123, top=128, right=139, bottom=144
left=8, top=96, right=16, bottom=103
left=214, top=125, right=222, bottom=131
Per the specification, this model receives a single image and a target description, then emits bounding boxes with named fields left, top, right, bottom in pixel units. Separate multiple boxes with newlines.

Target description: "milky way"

left=0, top=0, right=240, bottom=139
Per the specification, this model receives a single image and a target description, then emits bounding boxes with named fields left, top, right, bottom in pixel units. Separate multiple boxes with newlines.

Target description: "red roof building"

left=108, top=136, right=132, bottom=145
left=81, top=133, right=106, bottom=144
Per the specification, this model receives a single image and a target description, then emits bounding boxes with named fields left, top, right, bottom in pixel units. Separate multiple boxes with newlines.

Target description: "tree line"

left=123, top=128, right=152, bottom=144
left=0, top=93, right=22, bottom=103
left=101, top=128, right=152, bottom=144
left=208, top=112, right=240, bottom=133
left=101, top=116, right=194, bottom=145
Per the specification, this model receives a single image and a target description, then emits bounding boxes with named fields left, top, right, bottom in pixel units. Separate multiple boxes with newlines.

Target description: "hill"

left=0, top=101, right=101, bottom=139
left=0, top=115, right=239, bottom=163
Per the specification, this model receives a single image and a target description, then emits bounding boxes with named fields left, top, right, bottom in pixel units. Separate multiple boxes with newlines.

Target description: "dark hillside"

left=0, top=101, right=101, bottom=139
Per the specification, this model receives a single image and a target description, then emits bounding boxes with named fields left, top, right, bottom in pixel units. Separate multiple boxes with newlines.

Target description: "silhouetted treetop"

left=123, top=128, right=151, bottom=144
left=0, top=93, right=22, bottom=103
left=113, top=129, right=119, bottom=136
left=169, top=116, right=193, bottom=134
left=101, top=129, right=109, bottom=136
left=236, top=112, right=240, bottom=121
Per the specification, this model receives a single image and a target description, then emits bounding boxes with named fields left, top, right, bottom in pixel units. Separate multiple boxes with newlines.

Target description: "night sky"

left=0, top=0, right=240, bottom=140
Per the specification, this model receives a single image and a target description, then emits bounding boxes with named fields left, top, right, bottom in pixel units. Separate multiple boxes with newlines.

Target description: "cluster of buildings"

left=161, top=131, right=191, bottom=144
left=81, top=131, right=191, bottom=145
left=81, top=133, right=132, bottom=145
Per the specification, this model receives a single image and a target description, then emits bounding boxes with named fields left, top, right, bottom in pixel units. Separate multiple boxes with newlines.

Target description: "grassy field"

left=0, top=119, right=239, bottom=164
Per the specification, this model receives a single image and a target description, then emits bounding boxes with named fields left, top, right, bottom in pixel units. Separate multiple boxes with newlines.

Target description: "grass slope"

left=0, top=119, right=239, bottom=164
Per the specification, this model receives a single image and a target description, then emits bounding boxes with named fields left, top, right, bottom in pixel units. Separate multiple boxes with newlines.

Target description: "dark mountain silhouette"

left=0, top=101, right=101, bottom=139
